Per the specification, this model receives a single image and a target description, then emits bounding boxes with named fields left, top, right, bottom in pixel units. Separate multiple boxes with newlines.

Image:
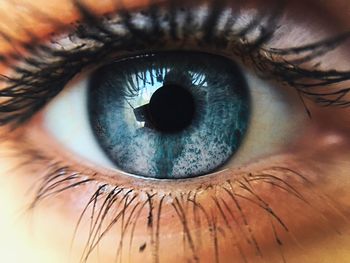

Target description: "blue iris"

left=88, top=52, right=250, bottom=179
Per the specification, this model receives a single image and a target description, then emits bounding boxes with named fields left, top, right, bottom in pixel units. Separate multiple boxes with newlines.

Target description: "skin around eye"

left=0, top=1, right=350, bottom=263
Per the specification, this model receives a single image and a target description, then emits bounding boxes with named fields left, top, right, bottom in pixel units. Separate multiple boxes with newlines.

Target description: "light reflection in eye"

left=127, top=69, right=209, bottom=110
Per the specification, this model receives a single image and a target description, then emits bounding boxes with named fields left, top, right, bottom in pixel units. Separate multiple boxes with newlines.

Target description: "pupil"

left=147, top=83, right=196, bottom=133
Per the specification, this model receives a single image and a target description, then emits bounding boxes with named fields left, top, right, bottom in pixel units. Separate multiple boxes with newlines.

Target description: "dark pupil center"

left=144, top=83, right=195, bottom=133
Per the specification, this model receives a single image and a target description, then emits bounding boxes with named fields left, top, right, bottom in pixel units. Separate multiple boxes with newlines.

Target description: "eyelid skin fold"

left=0, top=0, right=344, bottom=55
left=0, top=0, right=165, bottom=54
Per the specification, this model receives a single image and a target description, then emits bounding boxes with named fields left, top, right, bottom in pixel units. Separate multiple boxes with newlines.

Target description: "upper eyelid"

left=0, top=0, right=171, bottom=52
left=0, top=1, right=349, bottom=129
left=0, top=0, right=342, bottom=56
left=0, top=0, right=339, bottom=49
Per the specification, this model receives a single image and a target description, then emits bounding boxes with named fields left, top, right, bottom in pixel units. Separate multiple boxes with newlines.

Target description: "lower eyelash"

left=4, top=134, right=346, bottom=263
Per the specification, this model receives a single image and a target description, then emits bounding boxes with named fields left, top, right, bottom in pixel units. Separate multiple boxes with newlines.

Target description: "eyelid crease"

left=0, top=0, right=344, bottom=57
left=0, top=0, right=169, bottom=54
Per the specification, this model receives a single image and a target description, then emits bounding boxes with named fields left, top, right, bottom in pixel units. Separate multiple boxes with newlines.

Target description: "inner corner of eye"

left=42, top=51, right=306, bottom=180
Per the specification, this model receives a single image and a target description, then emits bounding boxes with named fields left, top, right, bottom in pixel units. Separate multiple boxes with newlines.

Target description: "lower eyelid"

left=7, top=120, right=349, bottom=262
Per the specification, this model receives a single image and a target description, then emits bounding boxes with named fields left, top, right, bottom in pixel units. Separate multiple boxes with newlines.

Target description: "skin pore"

left=0, top=0, right=350, bottom=263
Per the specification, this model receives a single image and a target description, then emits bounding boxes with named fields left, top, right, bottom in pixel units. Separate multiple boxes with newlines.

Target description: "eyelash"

left=13, top=143, right=342, bottom=263
left=0, top=1, right=349, bottom=128
left=0, top=1, right=349, bottom=262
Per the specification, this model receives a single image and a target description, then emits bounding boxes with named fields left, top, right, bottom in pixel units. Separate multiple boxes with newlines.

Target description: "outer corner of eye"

left=42, top=51, right=307, bottom=181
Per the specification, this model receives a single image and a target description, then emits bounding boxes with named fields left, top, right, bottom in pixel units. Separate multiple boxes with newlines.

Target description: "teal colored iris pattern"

left=88, top=52, right=250, bottom=179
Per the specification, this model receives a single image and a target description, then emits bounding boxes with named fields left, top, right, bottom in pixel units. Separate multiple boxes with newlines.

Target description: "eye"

left=2, top=1, right=350, bottom=263
left=43, top=50, right=303, bottom=179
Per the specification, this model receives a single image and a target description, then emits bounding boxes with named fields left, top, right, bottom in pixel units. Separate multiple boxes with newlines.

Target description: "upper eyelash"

left=258, top=32, right=350, bottom=108
left=0, top=0, right=349, bottom=129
